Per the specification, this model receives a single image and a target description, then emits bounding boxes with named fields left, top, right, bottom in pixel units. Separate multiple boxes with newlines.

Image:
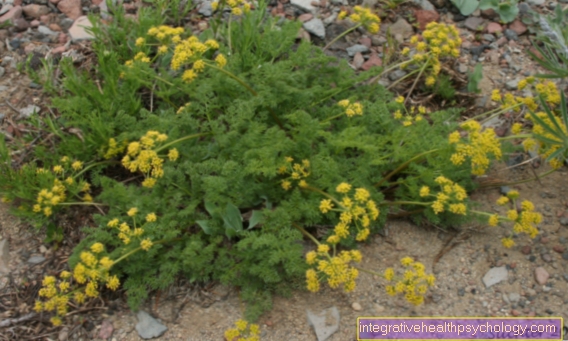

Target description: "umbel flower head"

left=278, top=157, right=310, bottom=190
left=212, top=0, right=252, bottom=16
left=305, top=245, right=362, bottom=293
left=420, top=176, right=467, bottom=215
left=448, top=120, right=502, bottom=175
left=224, top=319, right=260, bottom=341
left=493, top=193, right=541, bottom=248
left=384, top=257, right=436, bottom=306
left=338, top=6, right=381, bottom=34
left=337, top=99, right=364, bottom=117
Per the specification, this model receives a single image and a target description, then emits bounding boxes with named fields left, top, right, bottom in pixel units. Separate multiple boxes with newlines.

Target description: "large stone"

left=57, top=0, right=82, bottom=20
left=0, top=5, right=22, bottom=23
left=291, top=0, right=316, bottom=13
left=389, top=18, right=413, bottom=39
left=0, top=239, right=9, bottom=274
left=135, top=311, right=167, bottom=339
left=68, top=16, right=93, bottom=42
left=509, top=20, right=527, bottom=35
left=361, top=53, right=381, bottom=71
left=307, top=307, right=340, bottom=341
left=415, top=10, right=439, bottom=30
left=197, top=1, right=212, bottom=16
left=303, top=18, right=325, bottom=39
left=346, top=44, right=369, bottom=56
left=534, top=267, right=549, bottom=285
left=482, top=266, right=508, bottom=288
left=486, top=22, right=502, bottom=34
left=22, top=4, right=50, bottom=18
left=464, top=16, right=485, bottom=31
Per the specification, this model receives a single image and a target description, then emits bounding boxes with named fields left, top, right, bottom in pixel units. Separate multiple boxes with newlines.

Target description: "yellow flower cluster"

left=337, top=99, right=364, bottom=117
left=522, top=111, right=566, bottom=170
left=495, top=194, right=541, bottom=248
left=305, top=245, right=362, bottom=293
left=170, top=35, right=221, bottom=77
left=224, top=319, right=260, bottom=341
left=338, top=6, right=381, bottom=34
left=34, top=272, right=72, bottom=326
left=384, top=257, right=435, bottom=306
left=104, top=138, right=127, bottom=159
left=33, top=158, right=93, bottom=216
left=107, top=208, right=157, bottom=248
left=420, top=176, right=467, bottom=215
left=449, top=120, right=502, bottom=175
left=212, top=0, right=251, bottom=16
left=121, top=131, right=178, bottom=188
left=147, top=25, right=184, bottom=44
left=319, top=183, right=379, bottom=243
left=393, top=100, right=427, bottom=126
left=403, top=23, right=461, bottom=87
left=278, top=157, right=310, bottom=190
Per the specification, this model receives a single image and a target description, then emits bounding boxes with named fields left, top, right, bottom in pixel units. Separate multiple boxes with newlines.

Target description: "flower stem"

left=478, top=168, right=557, bottom=188
left=302, top=185, right=344, bottom=208
left=403, top=57, right=431, bottom=104
left=498, top=134, right=532, bottom=141
left=353, top=266, right=383, bottom=277
left=154, top=132, right=212, bottom=153
left=375, top=149, right=440, bottom=187
left=292, top=222, right=320, bottom=246
left=323, top=23, right=362, bottom=51
left=112, top=237, right=183, bottom=266
left=465, top=103, right=523, bottom=123
left=74, top=161, right=117, bottom=179
left=57, top=202, right=108, bottom=206
left=320, top=113, right=344, bottom=124
left=386, top=68, right=420, bottom=90
left=379, top=201, right=429, bottom=207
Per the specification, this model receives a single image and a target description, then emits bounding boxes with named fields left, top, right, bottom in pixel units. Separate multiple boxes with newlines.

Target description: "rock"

left=346, top=44, right=369, bottom=56
left=521, top=245, right=532, bottom=255
left=291, top=0, right=316, bottom=13
left=361, top=53, right=381, bottom=70
left=482, top=266, right=508, bottom=288
left=389, top=18, right=413, bottom=38
left=28, top=255, right=46, bottom=264
left=373, top=304, right=385, bottom=313
left=38, top=25, right=57, bottom=36
left=98, top=319, right=114, bottom=339
left=527, top=0, right=545, bottom=5
left=457, top=63, right=468, bottom=73
left=22, top=4, right=50, bottom=18
left=52, top=45, right=66, bottom=54
left=534, top=267, right=549, bottom=285
left=352, top=52, right=364, bottom=69
left=298, top=13, right=313, bottom=22
left=57, top=0, right=81, bottom=20
left=482, top=34, right=495, bottom=42
left=0, top=5, right=22, bottom=23
left=509, top=20, right=527, bottom=36
left=59, top=17, right=74, bottom=30
left=505, top=78, right=519, bottom=90
left=19, top=105, right=41, bottom=119
left=362, top=0, right=378, bottom=7
left=560, top=217, right=568, bottom=226
left=30, top=19, right=40, bottom=27
left=413, top=0, right=435, bottom=10
left=135, top=311, right=167, bottom=339
left=388, top=69, right=406, bottom=81
left=351, top=302, right=362, bottom=311
left=359, top=36, right=371, bottom=48
left=553, top=245, right=566, bottom=253
left=464, top=16, right=485, bottom=31
left=68, top=16, right=93, bottom=42
left=470, top=44, right=489, bottom=57
left=0, top=239, right=9, bottom=274
left=307, top=307, right=340, bottom=341
left=511, top=309, right=521, bottom=316
left=12, top=17, right=28, bottom=31
left=508, top=292, right=521, bottom=302
left=0, top=4, right=13, bottom=16
left=0, top=67, right=5, bottom=79
left=197, top=1, right=212, bottom=16
left=480, top=8, right=498, bottom=19
left=303, top=18, right=325, bottom=39
left=485, top=22, right=503, bottom=34
left=542, top=253, right=552, bottom=262
left=414, top=9, right=439, bottom=30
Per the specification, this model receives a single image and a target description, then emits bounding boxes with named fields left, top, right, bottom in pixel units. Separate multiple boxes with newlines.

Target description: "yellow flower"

left=449, top=203, right=466, bottom=215
left=142, top=178, right=157, bottom=188
left=419, top=186, right=430, bottom=197
left=336, top=182, right=352, bottom=193
left=106, top=275, right=120, bottom=291
left=71, top=161, right=83, bottom=170
left=168, top=148, right=179, bottom=161
left=319, top=199, right=334, bottom=213
left=53, top=165, right=64, bottom=174
left=140, top=238, right=153, bottom=251
left=146, top=213, right=157, bottom=222
left=85, top=281, right=98, bottom=298
left=317, top=244, right=330, bottom=254
left=401, top=257, right=414, bottom=266
left=384, top=268, right=394, bottom=281
left=215, top=54, right=227, bottom=68
left=90, top=242, right=104, bottom=254
left=507, top=209, right=518, bottom=221
left=182, top=69, right=198, bottom=83
left=211, top=1, right=219, bottom=10
left=338, top=10, right=347, bottom=20
left=282, top=180, right=292, bottom=191
left=425, top=76, right=436, bottom=86
left=50, top=316, right=62, bottom=326
left=488, top=214, right=499, bottom=226
left=448, top=131, right=461, bottom=144
left=501, top=237, right=515, bottom=248
left=496, top=196, right=509, bottom=205
left=135, top=37, right=145, bottom=46
left=157, top=45, right=168, bottom=55
left=231, top=7, right=242, bottom=15
left=506, top=190, right=519, bottom=199
left=306, top=251, right=317, bottom=264
left=395, top=96, right=404, bottom=104
left=127, top=207, right=138, bottom=217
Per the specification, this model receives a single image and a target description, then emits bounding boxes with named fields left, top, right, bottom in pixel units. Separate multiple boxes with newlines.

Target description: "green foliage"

left=529, top=5, right=568, bottom=79
left=450, top=0, right=479, bottom=16
left=433, top=74, right=456, bottom=100
left=452, top=0, right=519, bottom=23
left=467, top=63, right=483, bottom=94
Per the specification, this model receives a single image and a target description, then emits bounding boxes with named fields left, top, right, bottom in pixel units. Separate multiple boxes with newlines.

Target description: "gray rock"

left=362, top=0, right=378, bottom=7
left=500, top=186, right=511, bottom=195
left=527, top=0, right=545, bottom=5
left=37, top=25, right=57, bottom=36
left=27, top=255, right=46, bottom=264
left=59, top=17, right=74, bottom=30
left=560, top=217, right=568, bottom=226
left=307, top=307, right=340, bottom=341
left=0, top=66, right=4, bottom=79
left=135, top=311, right=168, bottom=339
left=346, top=44, right=369, bottom=56
left=534, top=266, right=549, bottom=285
left=483, top=34, right=495, bottom=42
left=330, top=0, right=347, bottom=4
left=457, top=63, right=468, bottom=73
left=323, top=12, right=337, bottom=25
left=291, top=0, right=316, bottom=13
left=0, top=4, right=13, bottom=15
left=388, top=69, right=407, bottom=81
left=0, top=85, right=7, bottom=92
left=505, top=78, right=520, bottom=90
left=508, top=292, right=521, bottom=302
left=303, top=18, right=325, bottom=39
left=19, top=105, right=40, bottom=119
left=482, top=266, right=508, bottom=288
left=504, top=29, right=518, bottom=40
left=197, top=1, right=212, bottom=16
left=0, top=239, right=9, bottom=274
left=388, top=18, right=413, bottom=39
left=464, top=17, right=485, bottom=31
left=413, top=0, right=435, bottom=10
left=68, top=16, right=93, bottom=42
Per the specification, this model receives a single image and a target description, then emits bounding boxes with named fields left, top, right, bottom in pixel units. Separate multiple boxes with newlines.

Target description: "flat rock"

left=291, top=0, right=316, bottom=13
left=38, top=25, right=57, bottom=36
left=346, top=44, right=369, bottom=56
left=509, top=20, right=527, bottom=35
left=19, top=105, right=41, bottom=119
left=197, top=1, right=212, bottom=16
left=482, top=266, right=508, bottom=288
left=534, top=267, right=549, bottom=285
left=303, top=18, right=325, bottom=39
left=464, top=16, right=484, bottom=31
left=413, top=0, right=435, bottom=10
left=0, top=5, right=22, bottom=23
left=28, top=255, right=46, bottom=264
left=135, top=311, right=167, bottom=339
left=361, top=53, right=381, bottom=71
left=527, top=0, right=545, bottom=5
left=68, top=16, right=93, bottom=42
left=22, top=4, right=50, bottom=18
left=389, top=18, right=413, bottom=39
left=57, top=0, right=81, bottom=20
left=486, top=22, right=502, bottom=33
left=307, top=307, right=340, bottom=341
left=351, top=302, right=362, bottom=311
left=508, top=292, right=520, bottom=302
left=388, top=69, right=406, bottom=81
left=0, top=239, right=9, bottom=274
left=505, top=78, right=519, bottom=90
left=415, top=9, right=439, bottom=30
left=352, top=52, right=364, bottom=69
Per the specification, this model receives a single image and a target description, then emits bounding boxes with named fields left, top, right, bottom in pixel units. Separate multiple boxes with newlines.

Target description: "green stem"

left=323, top=23, right=362, bottom=51
left=138, top=69, right=175, bottom=87
left=379, top=200, right=429, bottom=207
left=57, top=202, right=108, bottom=206
left=302, top=185, right=344, bottom=208
left=498, top=134, right=532, bottom=141
left=292, top=222, right=320, bottom=246
left=479, top=168, right=557, bottom=188
left=353, top=266, right=383, bottom=277
left=112, top=237, right=183, bottom=266
left=74, top=161, right=117, bottom=179
left=375, top=149, right=440, bottom=188
left=386, top=68, right=421, bottom=90
left=404, top=57, right=431, bottom=104
left=204, top=62, right=285, bottom=130
left=464, top=103, right=523, bottom=123
left=154, top=132, right=212, bottom=153
left=228, top=14, right=233, bottom=53
left=320, top=113, right=345, bottom=124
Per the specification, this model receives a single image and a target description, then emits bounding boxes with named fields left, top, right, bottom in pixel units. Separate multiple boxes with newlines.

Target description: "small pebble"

left=351, top=302, right=362, bottom=311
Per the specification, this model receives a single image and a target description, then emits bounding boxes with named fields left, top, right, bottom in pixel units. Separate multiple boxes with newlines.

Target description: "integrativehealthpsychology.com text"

left=356, top=317, right=563, bottom=340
